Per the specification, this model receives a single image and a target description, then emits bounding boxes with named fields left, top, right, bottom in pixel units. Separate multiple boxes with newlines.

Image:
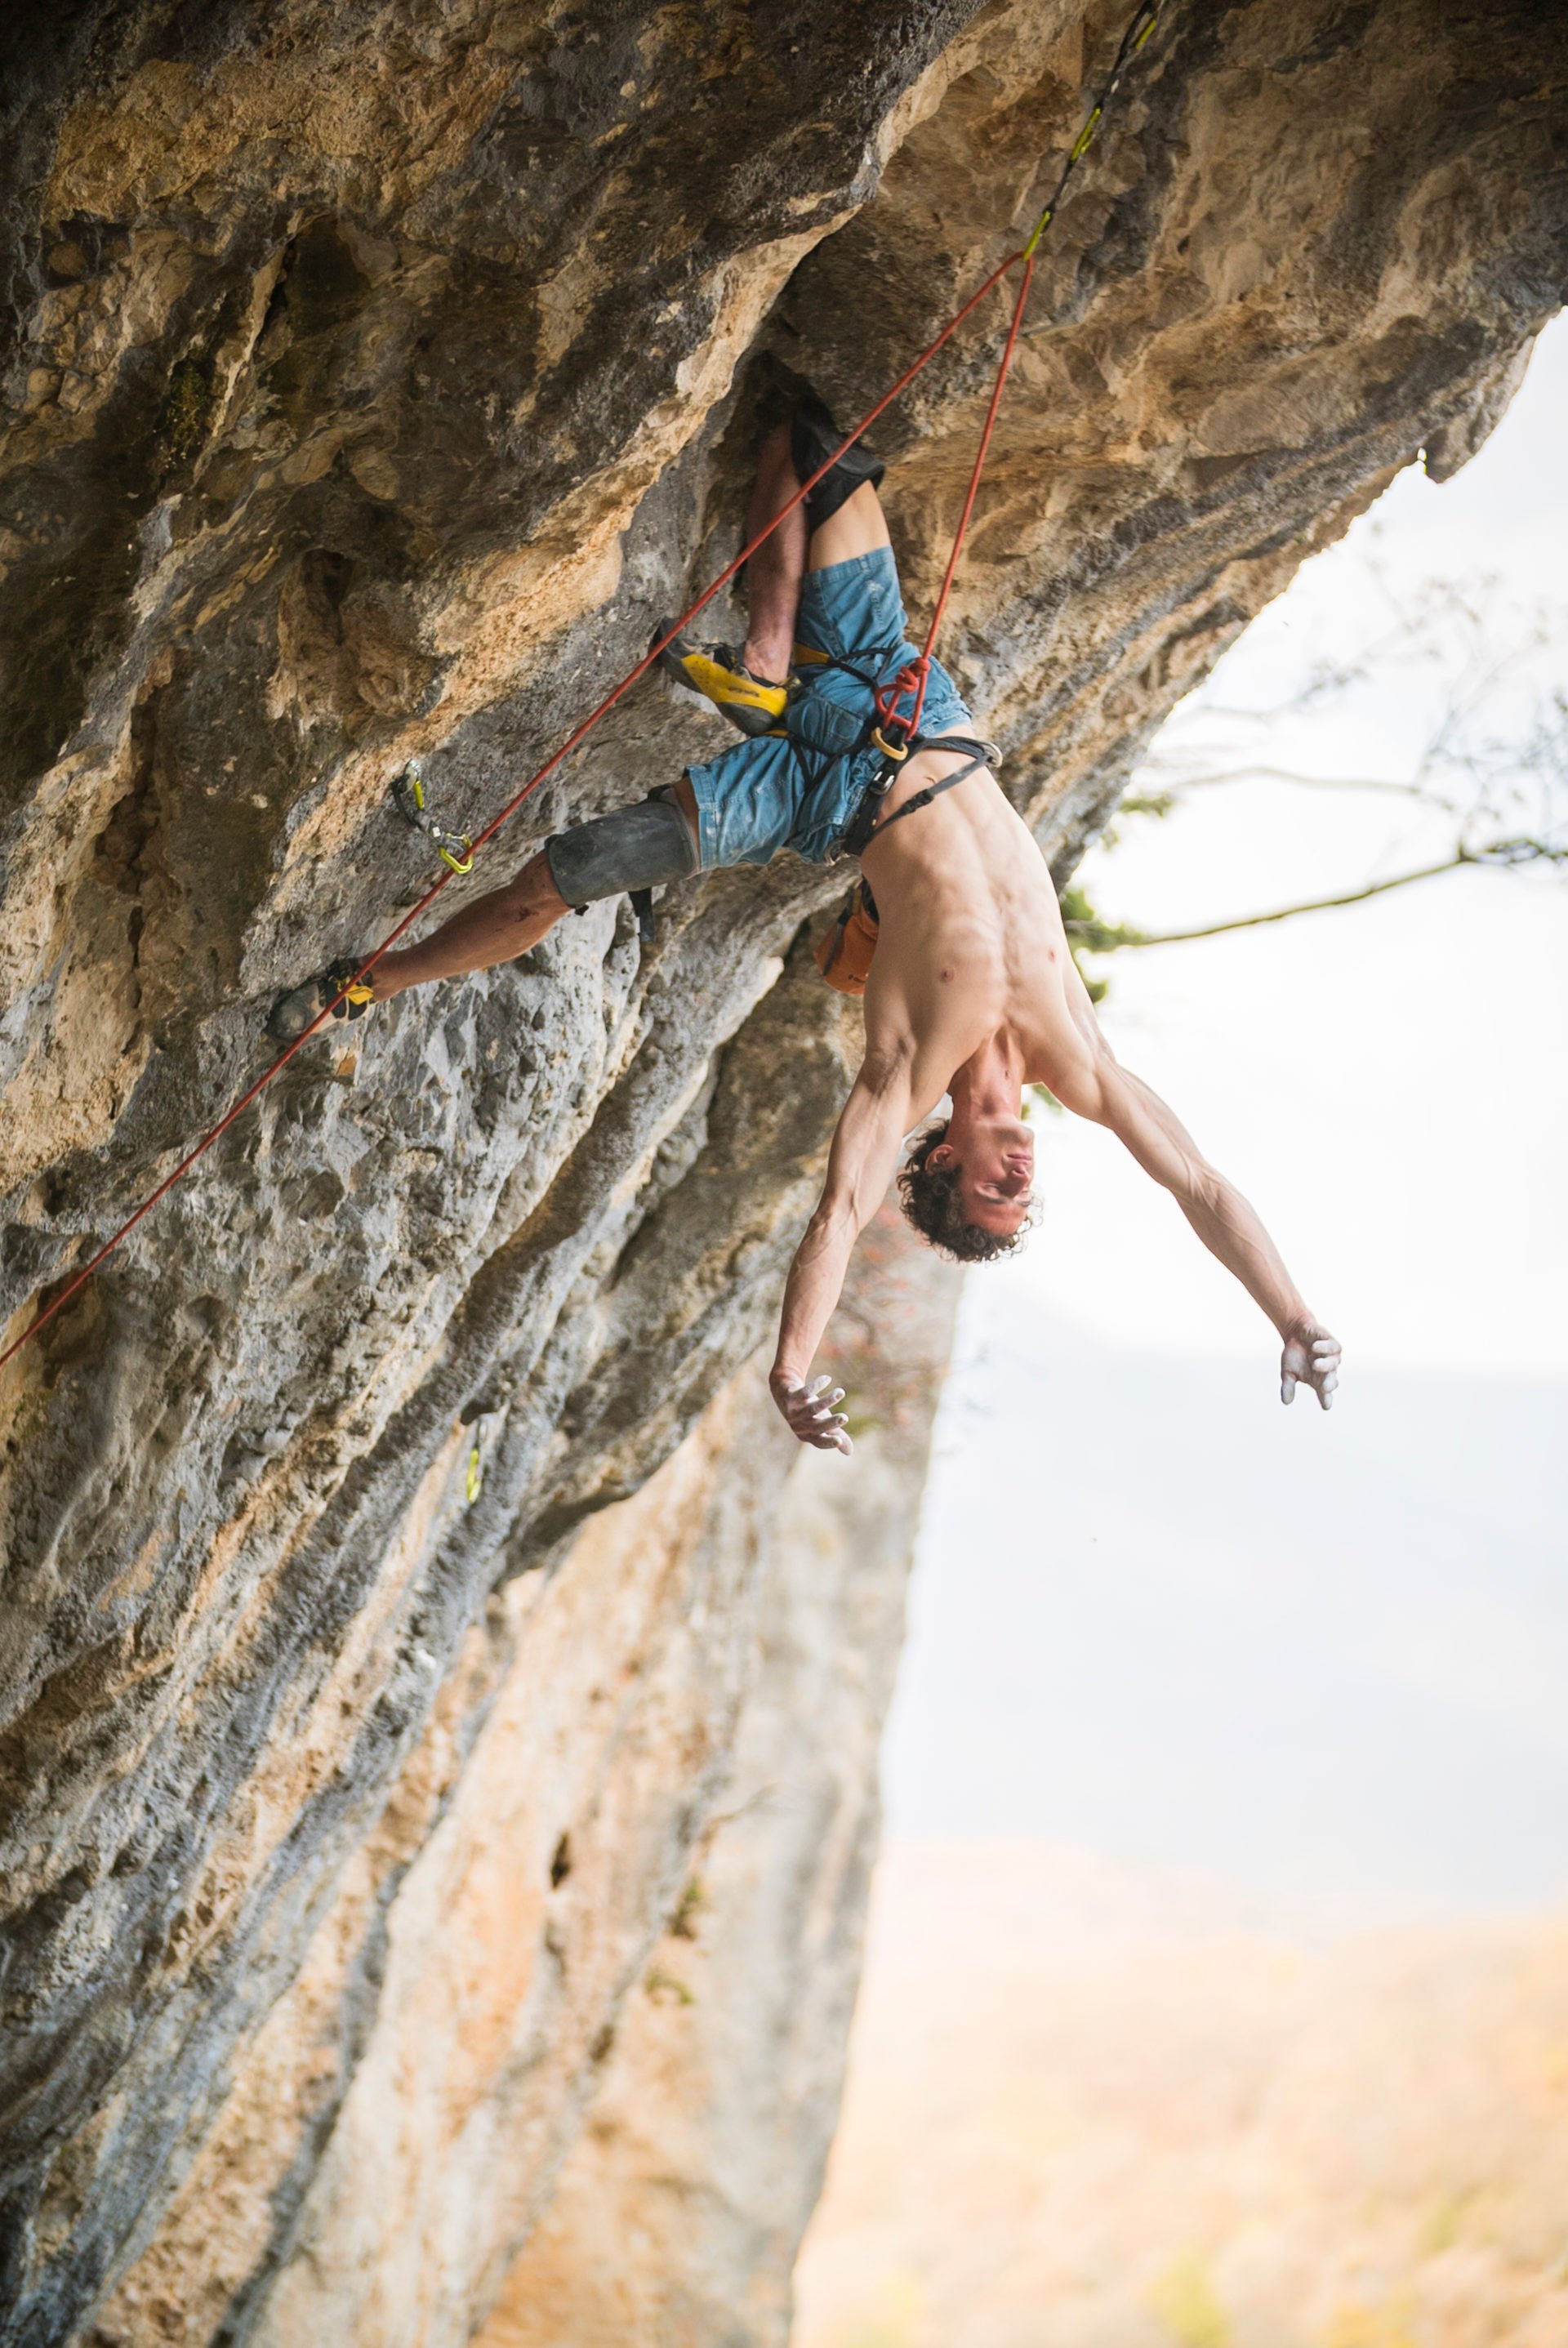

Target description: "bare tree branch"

left=1067, top=840, right=1565, bottom=952
left=1067, top=855, right=1469, bottom=949
left=1071, top=573, right=1568, bottom=987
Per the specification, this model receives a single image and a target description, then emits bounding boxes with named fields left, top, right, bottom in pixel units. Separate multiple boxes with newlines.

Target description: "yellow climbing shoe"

left=652, top=622, right=788, bottom=737
left=267, top=957, right=376, bottom=1044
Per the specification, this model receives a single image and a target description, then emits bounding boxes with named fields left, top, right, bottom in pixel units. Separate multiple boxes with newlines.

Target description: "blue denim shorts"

left=685, top=546, right=973, bottom=869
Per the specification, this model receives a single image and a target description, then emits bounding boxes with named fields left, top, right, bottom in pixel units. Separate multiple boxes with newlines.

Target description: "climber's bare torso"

left=858, top=741, right=1095, bottom=1121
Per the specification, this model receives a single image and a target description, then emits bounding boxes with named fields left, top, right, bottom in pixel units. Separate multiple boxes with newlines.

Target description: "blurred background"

left=793, top=316, right=1568, bottom=2348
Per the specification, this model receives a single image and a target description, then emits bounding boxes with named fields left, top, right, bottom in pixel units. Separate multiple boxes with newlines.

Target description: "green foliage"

left=644, top=1965, right=696, bottom=2007
left=670, top=1878, right=706, bottom=1940
left=155, top=356, right=213, bottom=477
left=1098, top=787, right=1175, bottom=848
left=1058, top=882, right=1138, bottom=1000
left=1148, top=2252, right=1231, bottom=2348
left=1058, top=884, right=1143, bottom=956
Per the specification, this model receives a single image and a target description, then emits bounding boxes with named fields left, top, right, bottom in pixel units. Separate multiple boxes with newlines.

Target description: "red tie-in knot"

left=874, top=653, right=933, bottom=747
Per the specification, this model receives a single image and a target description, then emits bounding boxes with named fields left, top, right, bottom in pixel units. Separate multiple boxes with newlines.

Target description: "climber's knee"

left=791, top=392, right=887, bottom=536
left=670, top=774, right=700, bottom=836
left=543, top=792, right=698, bottom=909
left=506, top=846, right=568, bottom=920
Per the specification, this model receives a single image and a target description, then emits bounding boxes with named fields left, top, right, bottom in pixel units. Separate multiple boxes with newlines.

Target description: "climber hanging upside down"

left=270, top=395, right=1340, bottom=1454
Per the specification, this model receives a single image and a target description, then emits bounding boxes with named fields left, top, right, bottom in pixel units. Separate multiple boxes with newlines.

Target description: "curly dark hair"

left=895, top=1119, right=1034, bottom=1264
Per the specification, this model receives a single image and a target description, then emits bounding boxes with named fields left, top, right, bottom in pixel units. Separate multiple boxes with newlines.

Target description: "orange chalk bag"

left=814, top=884, right=881, bottom=996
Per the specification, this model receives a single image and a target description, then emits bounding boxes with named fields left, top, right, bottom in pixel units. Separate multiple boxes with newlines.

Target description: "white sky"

left=882, top=316, right=1568, bottom=1925
left=1024, top=312, right=1568, bottom=1379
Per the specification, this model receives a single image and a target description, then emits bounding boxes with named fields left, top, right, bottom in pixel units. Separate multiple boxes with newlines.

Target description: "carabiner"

left=391, top=761, right=474, bottom=875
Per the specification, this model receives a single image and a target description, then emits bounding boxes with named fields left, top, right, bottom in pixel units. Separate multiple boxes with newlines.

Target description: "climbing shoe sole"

left=652, top=622, right=788, bottom=737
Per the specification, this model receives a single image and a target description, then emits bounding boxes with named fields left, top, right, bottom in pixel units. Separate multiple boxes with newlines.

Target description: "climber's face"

left=928, top=1114, right=1035, bottom=1239
left=897, top=1109, right=1034, bottom=1263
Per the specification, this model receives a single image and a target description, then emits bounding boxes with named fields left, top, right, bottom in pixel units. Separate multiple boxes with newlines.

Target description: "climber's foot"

left=652, top=622, right=788, bottom=736
left=267, top=958, right=376, bottom=1044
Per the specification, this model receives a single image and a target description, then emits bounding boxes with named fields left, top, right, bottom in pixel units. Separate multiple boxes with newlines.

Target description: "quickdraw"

left=391, top=761, right=474, bottom=875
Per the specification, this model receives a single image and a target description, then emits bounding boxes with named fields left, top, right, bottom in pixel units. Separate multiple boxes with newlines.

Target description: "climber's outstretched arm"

left=770, top=1056, right=913, bottom=1455
left=1105, top=1068, right=1341, bottom=1406
left=1051, top=1024, right=1340, bottom=1408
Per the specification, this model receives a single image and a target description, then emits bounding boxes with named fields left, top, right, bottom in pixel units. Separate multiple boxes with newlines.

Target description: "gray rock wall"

left=463, top=1210, right=960, bottom=2348
left=1, top=2, right=1564, bottom=2340
left=86, top=1209, right=960, bottom=2348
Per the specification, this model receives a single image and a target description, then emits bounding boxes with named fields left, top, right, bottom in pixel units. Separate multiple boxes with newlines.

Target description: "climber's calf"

left=266, top=791, right=700, bottom=1038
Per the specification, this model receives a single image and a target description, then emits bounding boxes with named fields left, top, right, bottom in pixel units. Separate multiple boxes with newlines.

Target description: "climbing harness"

left=813, top=725, right=998, bottom=999
left=0, top=0, right=1162, bottom=1374
left=863, top=742, right=999, bottom=844
left=391, top=760, right=474, bottom=875
left=836, top=733, right=1000, bottom=862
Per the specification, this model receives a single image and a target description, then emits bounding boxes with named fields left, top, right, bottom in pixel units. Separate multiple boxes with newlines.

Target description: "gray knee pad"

left=545, top=795, right=698, bottom=907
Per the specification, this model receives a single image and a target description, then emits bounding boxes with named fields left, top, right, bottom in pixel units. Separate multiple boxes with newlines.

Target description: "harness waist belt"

left=838, top=733, right=1000, bottom=861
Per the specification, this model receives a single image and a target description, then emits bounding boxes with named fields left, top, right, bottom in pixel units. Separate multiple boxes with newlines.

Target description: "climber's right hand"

left=770, top=1370, right=853, bottom=1457
left=1281, top=1317, right=1341, bottom=1410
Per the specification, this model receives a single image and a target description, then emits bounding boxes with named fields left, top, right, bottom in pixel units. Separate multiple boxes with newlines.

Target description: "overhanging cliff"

left=1, top=2, right=1564, bottom=2341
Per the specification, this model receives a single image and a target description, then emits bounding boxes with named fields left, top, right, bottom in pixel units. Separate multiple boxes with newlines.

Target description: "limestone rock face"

left=87, top=1210, right=960, bottom=2348
left=0, top=1, right=1563, bottom=2341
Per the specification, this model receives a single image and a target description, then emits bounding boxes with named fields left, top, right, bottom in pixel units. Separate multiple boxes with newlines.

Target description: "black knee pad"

left=544, top=794, right=697, bottom=908
left=792, top=391, right=886, bottom=534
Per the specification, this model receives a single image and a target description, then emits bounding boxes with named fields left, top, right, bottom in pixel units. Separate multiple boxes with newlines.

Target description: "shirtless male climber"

left=270, top=394, right=1341, bottom=1455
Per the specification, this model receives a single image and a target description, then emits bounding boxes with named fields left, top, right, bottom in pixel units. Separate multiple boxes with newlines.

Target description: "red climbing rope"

left=879, top=0, right=1161, bottom=744
left=875, top=249, right=1037, bottom=744
left=0, top=0, right=1161, bottom=1374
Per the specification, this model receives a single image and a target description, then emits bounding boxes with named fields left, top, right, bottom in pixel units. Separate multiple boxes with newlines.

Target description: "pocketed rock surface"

left=0, top=3, right=1563, bottom=2341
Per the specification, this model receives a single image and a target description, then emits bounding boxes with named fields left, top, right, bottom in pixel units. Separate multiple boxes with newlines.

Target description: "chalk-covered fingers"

left=1281, top=1320, right=1342, bottom=1411
left=772, top=1372, right=853, bottom=1455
